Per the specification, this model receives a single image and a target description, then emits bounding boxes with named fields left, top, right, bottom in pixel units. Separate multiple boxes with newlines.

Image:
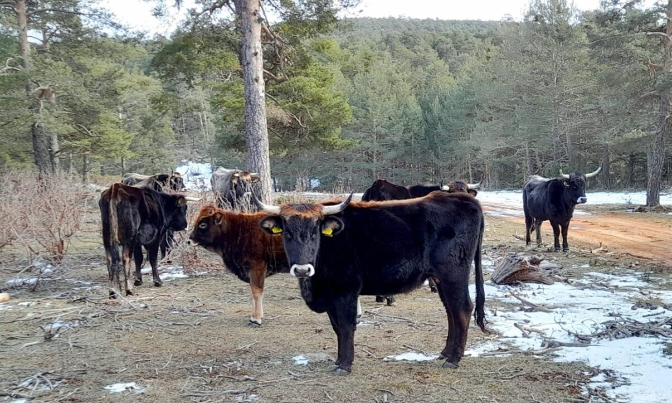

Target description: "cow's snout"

left=290, top=264, right=315, bottom=278
left=577, top=197, right=587, bottom=204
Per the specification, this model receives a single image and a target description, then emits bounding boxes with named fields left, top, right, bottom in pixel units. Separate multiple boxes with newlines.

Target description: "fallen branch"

left=509, top=292, right=553, bottom=312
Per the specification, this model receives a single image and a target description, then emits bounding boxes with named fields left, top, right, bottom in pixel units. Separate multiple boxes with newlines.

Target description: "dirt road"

left=482, top=201, right=672, bottom=267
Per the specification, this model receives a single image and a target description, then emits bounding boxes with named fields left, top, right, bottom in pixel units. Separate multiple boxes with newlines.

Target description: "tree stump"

left=491, top=253, right=555, bottom=285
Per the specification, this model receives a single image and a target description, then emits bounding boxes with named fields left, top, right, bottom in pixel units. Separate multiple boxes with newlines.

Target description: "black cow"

left=255, top=192, right=486, bottom=375
left=99, top=183, right=193, bottom=296
left=122, top=172, right=185, bottom=192
left=523, top=167, right=601, bottom=252
left=362, top=178, right=482, bottom=305
left=211, top=167, right=260, bottom=211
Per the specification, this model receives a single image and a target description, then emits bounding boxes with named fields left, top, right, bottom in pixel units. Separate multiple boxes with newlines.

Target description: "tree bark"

left=647, top=0, right=672, bottom=207
left=602, top=144, right=611, bottom=189
left=82, top=153, right=89, bottom=183
left=17, top=0, right=52, bottom=176
left=235, top=0, right=272, bottom=202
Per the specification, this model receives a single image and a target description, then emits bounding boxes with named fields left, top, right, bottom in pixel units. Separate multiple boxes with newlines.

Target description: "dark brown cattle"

left=362, top=178, right=481, bottom=304
left=255, top=192, right=486, bottom=374
left=99, top=183, right=191, bottom=297
left=210, top=167, right=260, bottom=211
left=122, top=172, right=185, bottom=192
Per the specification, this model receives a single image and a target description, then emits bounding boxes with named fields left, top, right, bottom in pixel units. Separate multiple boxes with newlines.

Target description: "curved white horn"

left=467, top=181, right=482, bottom=190
left=585, top=166, right=602, bottom=178
left=233, top=173, right=240, bottom=177
left=252, top=193, right=281, bottom=214
left=250, top=172, right=259, bottom=177
left=321, top=192, right=353, bottom=215
left=184, top=196, right=201, bottom=202
left=559, top=169, right=570, bottom=179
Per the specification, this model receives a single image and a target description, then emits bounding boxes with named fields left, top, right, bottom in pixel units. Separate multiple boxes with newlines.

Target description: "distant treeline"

left=1, top=1, right=670, bottom=191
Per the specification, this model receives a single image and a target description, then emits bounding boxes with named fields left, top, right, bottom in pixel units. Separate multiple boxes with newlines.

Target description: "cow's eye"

left=199, top=222, right=207, bottom=229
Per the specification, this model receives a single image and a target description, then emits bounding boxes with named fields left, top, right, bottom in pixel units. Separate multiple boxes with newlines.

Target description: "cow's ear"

left=562, top=180, right=570, bottom=188
left=468, top=189, right=478, bottom=197
left=259, top=216, right=283, bottom=235
left=213, top=212, right=224, bottom=225
left=322, top=216, right=344, bottom=237
left=177, top=196, right=187, bottom=206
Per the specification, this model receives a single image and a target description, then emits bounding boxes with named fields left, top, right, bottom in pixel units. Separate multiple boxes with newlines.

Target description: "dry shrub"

left=1, top=172, right=91, bottom=263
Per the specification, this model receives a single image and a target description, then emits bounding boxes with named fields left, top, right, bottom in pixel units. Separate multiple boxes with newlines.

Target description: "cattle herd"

left=99, top=166, right=601, bottom=374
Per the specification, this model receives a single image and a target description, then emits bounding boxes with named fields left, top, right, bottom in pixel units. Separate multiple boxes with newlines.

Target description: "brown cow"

left=188, top=205, right=288, bottom=327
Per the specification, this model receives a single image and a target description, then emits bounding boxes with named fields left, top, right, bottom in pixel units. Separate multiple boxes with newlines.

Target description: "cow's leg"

left=385, top=295, right=396, bottom=306
left=133, top=243, right=144, bottom=286
left=429, top=277, right=439, bottom=293
left=248, top=264, right=266, bottom=327
left=535, top=219, right=543, bottom=246
left=328, top=296, right=358, bottom=375
left=356, top=298, right=362, bottom=324
left=122, top=246, right=134, bottom=296
left=561, top=222, right=570, bottom=252
left=326, top=309, right=344, bottom=368
left=147, top=242, right=162, bottom=287
left=436, top=274, right=473, bottom=368
left=107, top=247, right=123, bottom=298
left=525, top=212, right=534, bottom=246
left=550, top=221, right=561, bottom=252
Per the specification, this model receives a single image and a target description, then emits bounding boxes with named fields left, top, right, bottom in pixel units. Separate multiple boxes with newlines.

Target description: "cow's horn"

left=559, top=169, right=570, bottom=179
left=467, top=181, right=482, bottom=190
left=252, top=193, right=281, bottom=214
left=322, top=192, right=353, bottom=215
left=250, top=172, right=259, bottom=177
left=441, top=185, right=450, bottom=191
left=585, top=166, right=602, bottom=178
left=234, top=173, right=240, bottom=177
left=184, top=196, right=201, bottom=202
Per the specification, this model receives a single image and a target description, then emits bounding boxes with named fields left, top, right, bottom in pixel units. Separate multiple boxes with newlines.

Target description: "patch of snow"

left=236, top=394, right=259, bottom=402
left=471, top=270, right=672, bottom=403
left=464, top=341, right=509, bottom=357
left=5, top=278, right=38, bottom=287
left=139, top=265, right=188, bottom=281
left=357, top=320, right=377, bottom=327
left=383, top=352, right=439, bottom=362
left=104, top=382, right=146, bottom=394
left=478, top=190, right=672, bottom=207
left=175, top=161, right=214, bottom=191
left=17, top=301, right=37, bottom=307
left=8, top=399, right=28, bottom=403
left=292, top=355, right=309, bottom=365
left=45, top=319, right=79, bottom=334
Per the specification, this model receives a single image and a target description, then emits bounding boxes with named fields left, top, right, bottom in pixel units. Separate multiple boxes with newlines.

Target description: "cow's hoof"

left=248, top=320, right=261, bottom=328
left=386, top=300, right=396, bottom=307
left=442, top=361, right=459, bottom=369
left=153, top=280, right=162, bottom=287
left=375, top=296, right=385, bottom=303
left=125, top=290, right=134, bottom=296
left=430, top=286, right=438, bottom=293
left=134, top=279, right=143, bottom=286
left=109, top=290, right=117, bottom=299
left=333, top=367, right=350, bottom=376
left=563, top=248, right=570, bottom=253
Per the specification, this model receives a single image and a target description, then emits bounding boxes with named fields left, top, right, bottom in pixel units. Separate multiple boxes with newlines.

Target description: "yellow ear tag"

left=322, top=227, right=333, bottom=237
left=271, top=226, right=282, bottom=234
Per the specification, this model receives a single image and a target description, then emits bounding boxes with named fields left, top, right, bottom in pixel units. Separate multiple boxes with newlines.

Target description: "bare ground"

left=1, top=200, right=668, bottom=403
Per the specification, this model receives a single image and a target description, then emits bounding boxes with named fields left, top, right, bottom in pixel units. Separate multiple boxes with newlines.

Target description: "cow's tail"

left=109, top=184, right=120, bottom=246
left=474, top=213, right=487, bottom=332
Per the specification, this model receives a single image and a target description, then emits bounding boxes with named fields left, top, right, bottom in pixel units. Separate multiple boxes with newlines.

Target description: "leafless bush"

left=1, top=172, right=91, bottom=263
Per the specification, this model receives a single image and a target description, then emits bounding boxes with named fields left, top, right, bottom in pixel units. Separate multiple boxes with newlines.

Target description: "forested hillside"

left=1, top=0, right=670, bottom=193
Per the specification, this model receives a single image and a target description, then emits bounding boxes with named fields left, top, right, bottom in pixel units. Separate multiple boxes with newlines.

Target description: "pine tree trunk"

left=82, top=153, right=89, bottom=183
left=602, top=145, right=611, bottom=189
left=17, top=0, right=51, bottom=176
left=647, top=0, right=672, bottom=207
left=235, top=0, right=272, bottom=202
left=50, top=132, right=60, bottom=172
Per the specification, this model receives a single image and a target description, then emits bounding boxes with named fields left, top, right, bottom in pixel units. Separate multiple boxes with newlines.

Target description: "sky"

left=102, top=0, right=606, bottom=36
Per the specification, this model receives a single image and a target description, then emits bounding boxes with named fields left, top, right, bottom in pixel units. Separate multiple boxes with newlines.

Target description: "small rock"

left=0, top=292, right=9, bottom=302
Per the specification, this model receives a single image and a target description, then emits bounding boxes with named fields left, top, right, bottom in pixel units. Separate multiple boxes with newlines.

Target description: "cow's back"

left=523, top=176, right=554, bottom=220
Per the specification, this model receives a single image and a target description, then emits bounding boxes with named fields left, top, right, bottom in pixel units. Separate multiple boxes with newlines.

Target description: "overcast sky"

left=102, top=0, right=605, bottom=36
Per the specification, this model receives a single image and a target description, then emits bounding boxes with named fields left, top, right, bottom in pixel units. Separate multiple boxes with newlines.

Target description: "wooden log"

left=491, top=253, right=554, bottom=285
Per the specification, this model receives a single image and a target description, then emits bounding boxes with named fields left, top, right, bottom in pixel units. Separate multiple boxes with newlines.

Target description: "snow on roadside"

left=478, top=190, right=672, bottom=208
left=471, top=270, right=672, bottom=403
left=104, top=382, right=146, bottom=394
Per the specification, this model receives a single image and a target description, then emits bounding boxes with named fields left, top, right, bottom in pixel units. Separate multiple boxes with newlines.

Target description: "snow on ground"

left=140, top=265, right=189, bottom=281
left=470, top=270, right=672, bottom=403
left=292, top=355, right=309, bottom=365
left=175, top=161, right=213, bottom=191
left=104, top=382, right=146, bottom=394
left=383, top=352, right=439, bottom=362
left=479, top=190, right=672, bottom=209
